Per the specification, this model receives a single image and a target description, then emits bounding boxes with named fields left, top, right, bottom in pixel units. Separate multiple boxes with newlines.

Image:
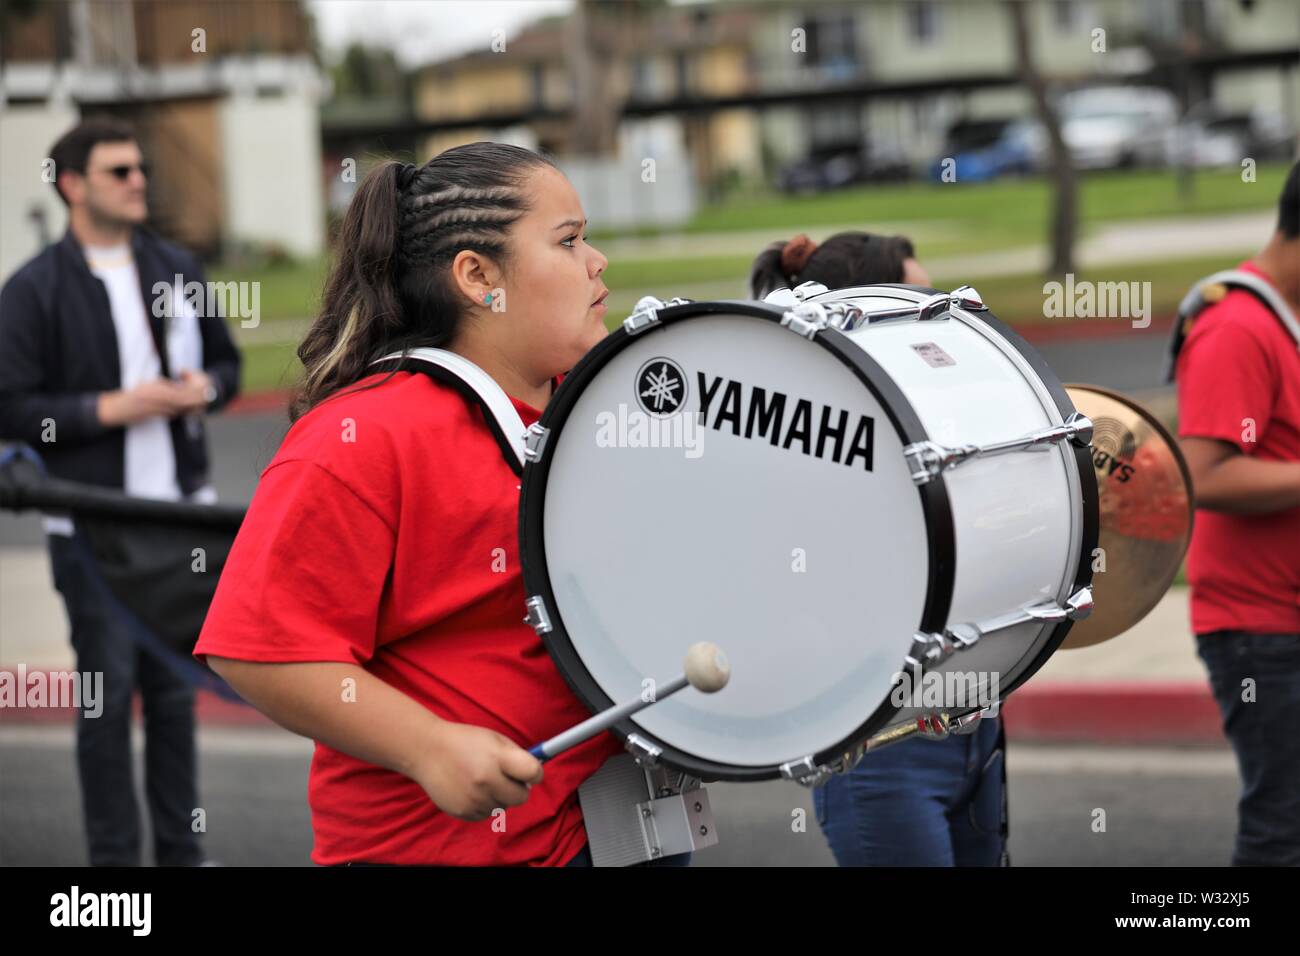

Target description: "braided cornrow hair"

left=291, top=142, right=558, bottom=421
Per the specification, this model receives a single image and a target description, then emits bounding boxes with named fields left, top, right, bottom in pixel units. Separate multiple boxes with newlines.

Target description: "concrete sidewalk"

left=597, top=210, right=1270, bottom=272
left=0, top=543, right=1223, bottom=745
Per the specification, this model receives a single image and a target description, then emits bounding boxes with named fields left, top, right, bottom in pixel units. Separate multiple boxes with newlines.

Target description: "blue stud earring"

left=483, top=293, right=493, bottom=304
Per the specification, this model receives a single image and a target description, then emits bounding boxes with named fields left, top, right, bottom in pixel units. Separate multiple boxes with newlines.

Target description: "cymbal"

left=1061, top=384, right=1194, bottom=649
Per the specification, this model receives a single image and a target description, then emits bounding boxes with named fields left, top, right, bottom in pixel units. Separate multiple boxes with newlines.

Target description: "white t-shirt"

left=42, top=243, right=212, bottom=535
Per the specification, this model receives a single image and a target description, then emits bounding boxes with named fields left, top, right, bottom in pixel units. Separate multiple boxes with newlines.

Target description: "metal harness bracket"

left=780, top=755, right=834, bottom=788
left=625, top=734, right=663, bottom=768
left=522, top=594, right=552, bottom=634
left=522, top=422, right=550, bottom=463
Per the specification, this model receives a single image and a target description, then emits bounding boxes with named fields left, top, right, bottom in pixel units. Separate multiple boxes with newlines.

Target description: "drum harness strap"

left=1165, top=269, right=1300, bottom=384
left=369, top=347, right=529, bottom=474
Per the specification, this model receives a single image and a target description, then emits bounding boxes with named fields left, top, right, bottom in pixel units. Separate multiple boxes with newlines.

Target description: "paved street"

left=0, top=724, right=1237, bottom=867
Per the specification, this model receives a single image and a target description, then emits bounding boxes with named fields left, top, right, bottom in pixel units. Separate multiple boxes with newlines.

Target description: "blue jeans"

left=48, top=533, right=203, bottom=867
left=1196, top=630, right=1300, bottom=866
left=813, top=716, right=1006, bottom=866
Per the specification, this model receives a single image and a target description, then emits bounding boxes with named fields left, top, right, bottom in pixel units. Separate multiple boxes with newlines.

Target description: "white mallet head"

left=683, top=642, right=730, bottom=693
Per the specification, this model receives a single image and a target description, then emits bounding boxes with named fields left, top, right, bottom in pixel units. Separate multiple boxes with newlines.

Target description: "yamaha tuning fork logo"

left=635, top=357, right=688, bottom=417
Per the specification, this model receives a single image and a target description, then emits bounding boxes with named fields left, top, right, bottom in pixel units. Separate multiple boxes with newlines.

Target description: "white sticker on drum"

left=910, top=342, right=956, bottom=368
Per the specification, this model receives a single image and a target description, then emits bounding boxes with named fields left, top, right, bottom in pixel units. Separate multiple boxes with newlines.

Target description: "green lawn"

left=668, top=163, right=1290, bottom=239
left=212, top=258, right=327, bottom=325
left=240, top=339, right=303, bottom=394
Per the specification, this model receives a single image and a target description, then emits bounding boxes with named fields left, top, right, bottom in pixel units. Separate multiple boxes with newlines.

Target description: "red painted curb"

left=224, top=390, right=291, bottom=416
left=1014, top=313, right=1176, bottom=344
left=1003, top=681, right=1225, bottom=746
left=0, top=668, right=274, bottom=728
left=2, top=667, right=1225, bottom=745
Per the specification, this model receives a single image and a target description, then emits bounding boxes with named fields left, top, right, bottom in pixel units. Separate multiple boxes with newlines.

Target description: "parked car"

left=1058, top=86, right=1177, bottom=169
left=927, top=118, right=1043, bottom=182
left=777, top=140, right=913, bottom=194
left=1162, top=106, right=1296, bottom=168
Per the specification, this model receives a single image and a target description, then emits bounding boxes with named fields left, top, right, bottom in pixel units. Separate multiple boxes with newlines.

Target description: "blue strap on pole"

left=68, top=527, right=244, bottom=703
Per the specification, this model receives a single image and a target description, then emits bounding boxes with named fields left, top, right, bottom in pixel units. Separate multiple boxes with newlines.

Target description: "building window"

left=801, top=11, right=860, bottom=80
left=908, top=1, right=940, bottom=45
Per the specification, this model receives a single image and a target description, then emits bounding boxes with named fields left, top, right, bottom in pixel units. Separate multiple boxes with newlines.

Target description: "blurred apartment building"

left=323, top=0, right=1298, bottom=225
left=0, top=0, right=326, bottom=281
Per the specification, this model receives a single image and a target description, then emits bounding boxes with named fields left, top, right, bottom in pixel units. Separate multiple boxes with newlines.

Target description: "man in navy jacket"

left=0, top=118, right=241, bottom=866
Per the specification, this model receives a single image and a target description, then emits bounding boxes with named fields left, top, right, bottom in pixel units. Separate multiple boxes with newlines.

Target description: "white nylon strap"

left=1184, top=269, right=1300, bottom=349
left=370, top=348, right=528, bottom=469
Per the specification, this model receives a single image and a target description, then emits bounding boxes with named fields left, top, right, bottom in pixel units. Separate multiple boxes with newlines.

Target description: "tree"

left=1006, top=0, right=1076, bottom=277
left=331, top=41, right=407, bottom=103
left=566, top=0, right=667, bottom=157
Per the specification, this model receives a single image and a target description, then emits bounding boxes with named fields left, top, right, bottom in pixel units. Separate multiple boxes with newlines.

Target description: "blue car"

left=928, top=119, right=1042, bottom=183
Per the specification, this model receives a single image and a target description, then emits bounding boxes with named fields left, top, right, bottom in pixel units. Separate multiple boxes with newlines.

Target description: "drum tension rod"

left=905, top=587, right=1096, bottom=672
left=791, top=281, right=829, bottom=301
left=781, top=702, right=1003, bottom=787
left=783, top=285, right=988, bottom=336
left=623, top=295, right=693, bottom=336
left=904, top=412, right=1094, bottom=485
left=779, top=302, right=867, bottom=338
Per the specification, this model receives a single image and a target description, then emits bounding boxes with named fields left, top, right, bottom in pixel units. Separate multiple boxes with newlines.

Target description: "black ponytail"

left=748, top=240, right=791, bottom=299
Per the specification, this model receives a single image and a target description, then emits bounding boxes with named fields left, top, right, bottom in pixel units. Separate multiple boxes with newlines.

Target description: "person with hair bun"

left=749, top=230, right=931, bottom=300
left=194, top=142, right=687, bottom=867
left=748, top=232, right=1007, bottom=868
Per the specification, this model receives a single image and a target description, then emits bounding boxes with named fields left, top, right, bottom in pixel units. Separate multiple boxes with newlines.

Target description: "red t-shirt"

left=194, top=370, right=621, bottom=865
left=1175, top=260, right=1300, bottom=635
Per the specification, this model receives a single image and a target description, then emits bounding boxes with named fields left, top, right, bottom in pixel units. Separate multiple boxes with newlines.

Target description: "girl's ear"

left=450, top=249, right=498, bottom=306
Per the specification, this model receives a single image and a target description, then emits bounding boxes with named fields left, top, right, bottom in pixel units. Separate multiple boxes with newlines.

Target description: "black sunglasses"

left=93, top=162, right=150, bottom=181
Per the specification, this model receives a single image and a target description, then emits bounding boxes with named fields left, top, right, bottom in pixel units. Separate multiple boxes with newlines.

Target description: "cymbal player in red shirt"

left=1175, top=160, right=1300, bottom=866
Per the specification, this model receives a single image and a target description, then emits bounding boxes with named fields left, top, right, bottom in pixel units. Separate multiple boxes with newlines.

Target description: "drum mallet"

left=526, top=642, right=730, bottom=762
